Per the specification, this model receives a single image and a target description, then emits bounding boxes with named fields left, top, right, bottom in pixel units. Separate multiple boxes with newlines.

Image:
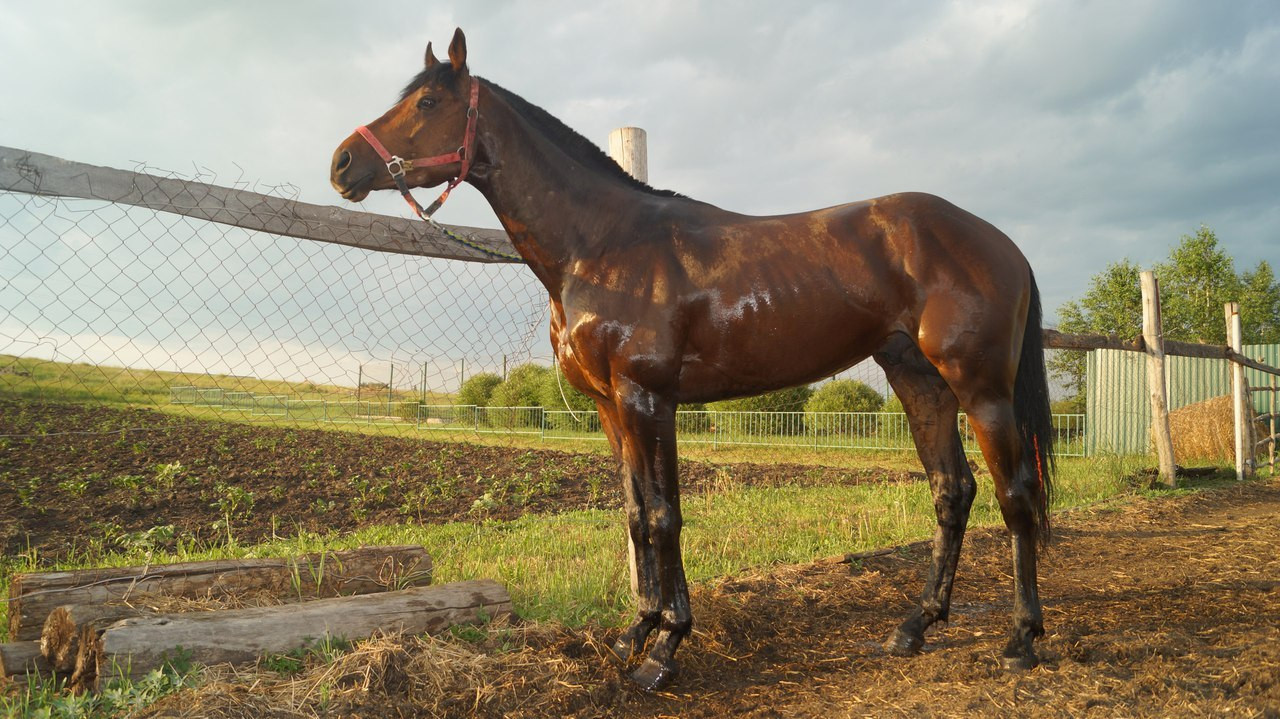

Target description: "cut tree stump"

left=75, top=579, right=510, bottom=690
left=42, top=604, right=153, bottom=673
left=9, top=545, right=432, bottom=641
left=1, top=641, right=53, bottom=684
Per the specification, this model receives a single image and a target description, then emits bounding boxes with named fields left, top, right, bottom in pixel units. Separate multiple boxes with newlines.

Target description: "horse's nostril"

left=335, top=150, right=352, bottom=174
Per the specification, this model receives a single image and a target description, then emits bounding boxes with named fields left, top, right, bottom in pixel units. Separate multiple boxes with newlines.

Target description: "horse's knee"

left=646, top=500, right=681, bottom=538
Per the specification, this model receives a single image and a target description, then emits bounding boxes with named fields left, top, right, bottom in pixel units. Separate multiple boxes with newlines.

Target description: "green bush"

left=806, top=380, right=885, bottom=435
left=458, top=372, right=502, bottom=408
left=883, top=393, right=905, bottom=414
left=708, top=386, right=814, bottom=436
left=538, top=366, right=597, bottom=430
left=488, top=364, right=551, bottom=427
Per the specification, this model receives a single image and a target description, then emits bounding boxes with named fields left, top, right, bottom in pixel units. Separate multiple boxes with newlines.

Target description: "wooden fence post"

left=1225, top=302, right=1250, bottom=480
left=1141, top=272, right=1176, bottom=486
left=608, top=127, right=648, bottom=183
left=610, top=126, right=648, bottom=603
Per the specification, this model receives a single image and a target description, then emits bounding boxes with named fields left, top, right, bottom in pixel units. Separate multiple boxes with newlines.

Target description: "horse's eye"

left=417, top=96, right=437, bottom=111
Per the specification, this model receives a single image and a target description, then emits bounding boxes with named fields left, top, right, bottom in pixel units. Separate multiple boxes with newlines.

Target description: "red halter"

left=354, top=77, right=480, bottom=219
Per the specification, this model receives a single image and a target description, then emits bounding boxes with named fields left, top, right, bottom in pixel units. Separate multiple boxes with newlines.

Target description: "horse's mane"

left=399, top=66, right=683, bottom=199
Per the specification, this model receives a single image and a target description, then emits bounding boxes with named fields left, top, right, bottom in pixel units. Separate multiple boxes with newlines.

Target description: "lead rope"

left=553, top=356, right=584, bottom=423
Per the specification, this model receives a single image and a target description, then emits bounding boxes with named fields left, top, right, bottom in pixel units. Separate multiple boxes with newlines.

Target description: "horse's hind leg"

left=874, top=333, right=977, bottom=656
left=955, top=391, right=1045, bottom=669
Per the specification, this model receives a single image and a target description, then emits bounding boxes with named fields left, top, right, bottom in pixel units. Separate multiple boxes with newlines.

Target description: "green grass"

left=0, top=453, right=1149, bottom=636
left=0, top=451, right=1209, bottom=718
left=0, top=354, right=449, bottom=408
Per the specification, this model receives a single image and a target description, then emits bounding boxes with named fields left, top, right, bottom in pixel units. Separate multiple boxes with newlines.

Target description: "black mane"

left=399, top=66, right=682, bottom=199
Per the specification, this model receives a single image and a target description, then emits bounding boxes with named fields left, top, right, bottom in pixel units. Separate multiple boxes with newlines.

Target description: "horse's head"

left=330, top=28, right=476, bottom=203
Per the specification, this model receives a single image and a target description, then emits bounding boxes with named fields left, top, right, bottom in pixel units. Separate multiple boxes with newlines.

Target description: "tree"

left=1240, top=260, right=1280, bottom=343
left=1048, top=259, right=1143, bottom=402
left=805, top=380, right=885, bottom=435
left=1154, top=226, right=1240, bottom=345
left=1050, top=226, right=1280, bottom=400
left=457, top=372, right=502, bottom=407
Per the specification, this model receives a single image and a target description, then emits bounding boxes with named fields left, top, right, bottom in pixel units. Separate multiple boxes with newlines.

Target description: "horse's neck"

left=468, top=87, right=648, bottom=295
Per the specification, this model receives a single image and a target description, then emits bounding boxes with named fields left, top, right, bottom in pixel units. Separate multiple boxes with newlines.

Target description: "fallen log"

left=9, top=545, right=432, bottom=641
left=76, top=579, right=510, bottom=690
left=1, top=641, right=53, bottom=684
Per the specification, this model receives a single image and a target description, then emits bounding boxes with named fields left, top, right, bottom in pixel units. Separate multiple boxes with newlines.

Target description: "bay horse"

left=331, top=28, right=1055, bottom=690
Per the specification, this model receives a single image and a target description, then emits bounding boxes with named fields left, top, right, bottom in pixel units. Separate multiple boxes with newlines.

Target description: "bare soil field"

left=134, top=478, right=1280, bottom=718
left=0, top=400, right=898, bottom=560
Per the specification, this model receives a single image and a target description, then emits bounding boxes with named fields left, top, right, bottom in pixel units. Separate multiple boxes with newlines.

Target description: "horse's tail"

left=1014, top=269, right=1055, bottom=546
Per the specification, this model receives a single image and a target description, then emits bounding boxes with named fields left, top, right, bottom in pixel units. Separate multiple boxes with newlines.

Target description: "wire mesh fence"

left=0, top=145, right=1106, bottom=466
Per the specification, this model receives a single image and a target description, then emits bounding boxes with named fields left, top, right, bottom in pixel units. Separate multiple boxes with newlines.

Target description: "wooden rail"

left=1042, top=329, right=1280, bottom=376
left=0, top=146, right=521, bottom=264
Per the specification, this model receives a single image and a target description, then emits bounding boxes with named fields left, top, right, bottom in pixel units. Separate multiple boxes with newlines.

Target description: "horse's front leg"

left=597, top=401, right=662, bottom=663
left=611, top=382, right=689, bottom=690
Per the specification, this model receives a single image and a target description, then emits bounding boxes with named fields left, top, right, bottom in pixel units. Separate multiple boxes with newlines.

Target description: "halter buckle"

left=386, top=156, right=411, bottom=178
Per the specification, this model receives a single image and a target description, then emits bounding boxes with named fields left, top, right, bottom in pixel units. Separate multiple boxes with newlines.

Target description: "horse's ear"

left=425, top=41, right=439, bottom=68
left=448, top=27, right=467, bottom=72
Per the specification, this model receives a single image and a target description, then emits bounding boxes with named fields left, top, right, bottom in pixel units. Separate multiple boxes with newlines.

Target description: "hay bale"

left=1164, top=394, right=1263, bottom=463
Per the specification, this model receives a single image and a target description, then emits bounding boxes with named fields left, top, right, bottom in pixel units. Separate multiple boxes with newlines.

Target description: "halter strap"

left=354, top=77, right=480, bottom=219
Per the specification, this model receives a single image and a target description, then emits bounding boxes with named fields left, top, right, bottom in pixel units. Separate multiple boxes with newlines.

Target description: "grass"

left=0, top=453, right=1149, bottom=635
left=0, top=451, right=1215, bottom=718
left=0, top=354, right=449, bottom=408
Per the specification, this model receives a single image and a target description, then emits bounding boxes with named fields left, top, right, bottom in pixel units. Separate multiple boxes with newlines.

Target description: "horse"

left=330, top=28, right=1055, bottom=691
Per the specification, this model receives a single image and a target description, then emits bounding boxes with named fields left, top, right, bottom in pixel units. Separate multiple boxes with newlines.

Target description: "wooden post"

left=1140, top=272, right=1176, bottom=486
left=608, top=127, right=649, bottom=183
left=1271, top=374, right=1277, bottom=473
left=1225, top=302, right=1249, bottom=480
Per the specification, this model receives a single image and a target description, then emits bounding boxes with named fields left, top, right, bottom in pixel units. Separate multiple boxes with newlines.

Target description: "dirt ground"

left=4, top=401, right=1279, bottom=717
left=126, top=478, right=1280, bottom=718
left=0, top=401, right=901, bottom=560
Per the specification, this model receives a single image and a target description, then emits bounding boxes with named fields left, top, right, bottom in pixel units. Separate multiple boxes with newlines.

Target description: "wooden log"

left=1, top=641, right=52, bottom=683
left=42, top=604, right=151, bottom=672
left=77, top=579, right=510, bottom=690
left=9, top=545, right=432, bottom=641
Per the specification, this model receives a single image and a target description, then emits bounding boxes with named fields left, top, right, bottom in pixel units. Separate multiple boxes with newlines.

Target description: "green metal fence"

left=170, top=386, right=1087, bottom=456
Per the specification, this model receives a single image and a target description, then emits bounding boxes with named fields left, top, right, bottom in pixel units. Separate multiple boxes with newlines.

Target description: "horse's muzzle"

left=330, top=147, right=373, bottom=202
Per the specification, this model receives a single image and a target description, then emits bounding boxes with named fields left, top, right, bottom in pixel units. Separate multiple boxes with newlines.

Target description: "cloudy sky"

left=2, top=1, right=1278, bottom=390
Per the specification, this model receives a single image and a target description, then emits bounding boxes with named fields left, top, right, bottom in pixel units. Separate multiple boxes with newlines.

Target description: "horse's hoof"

left=884, top=627, right=924, bottom=657
left=1001, top=652, right=1039, bottom=671
left=609, top=638, right=634, bottom=663
left=629, top=657, right=678, bottom=691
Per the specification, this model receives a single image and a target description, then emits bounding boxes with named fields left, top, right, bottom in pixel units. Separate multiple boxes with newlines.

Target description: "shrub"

left=488, top=364, right=551, bottom=428
left=883, top=393, right=905, bottom=414
left=458, top=372, right=502, bottom=408
left=806, top=380, right=885, bottom=436
left=538, top=367, right=597, bottom=430
left=708, top=386, right=814, bottom=436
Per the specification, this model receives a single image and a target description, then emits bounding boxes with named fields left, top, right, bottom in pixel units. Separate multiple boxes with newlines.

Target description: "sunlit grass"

left=0, top=452, right=1161, bottom=640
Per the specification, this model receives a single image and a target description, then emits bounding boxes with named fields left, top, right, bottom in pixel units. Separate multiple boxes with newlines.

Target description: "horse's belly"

left=676, top=304, right=889, bottom=403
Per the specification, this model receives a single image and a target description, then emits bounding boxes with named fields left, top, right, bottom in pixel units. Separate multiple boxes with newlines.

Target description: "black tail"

left=1013, top=270, right=1055, bottom=546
